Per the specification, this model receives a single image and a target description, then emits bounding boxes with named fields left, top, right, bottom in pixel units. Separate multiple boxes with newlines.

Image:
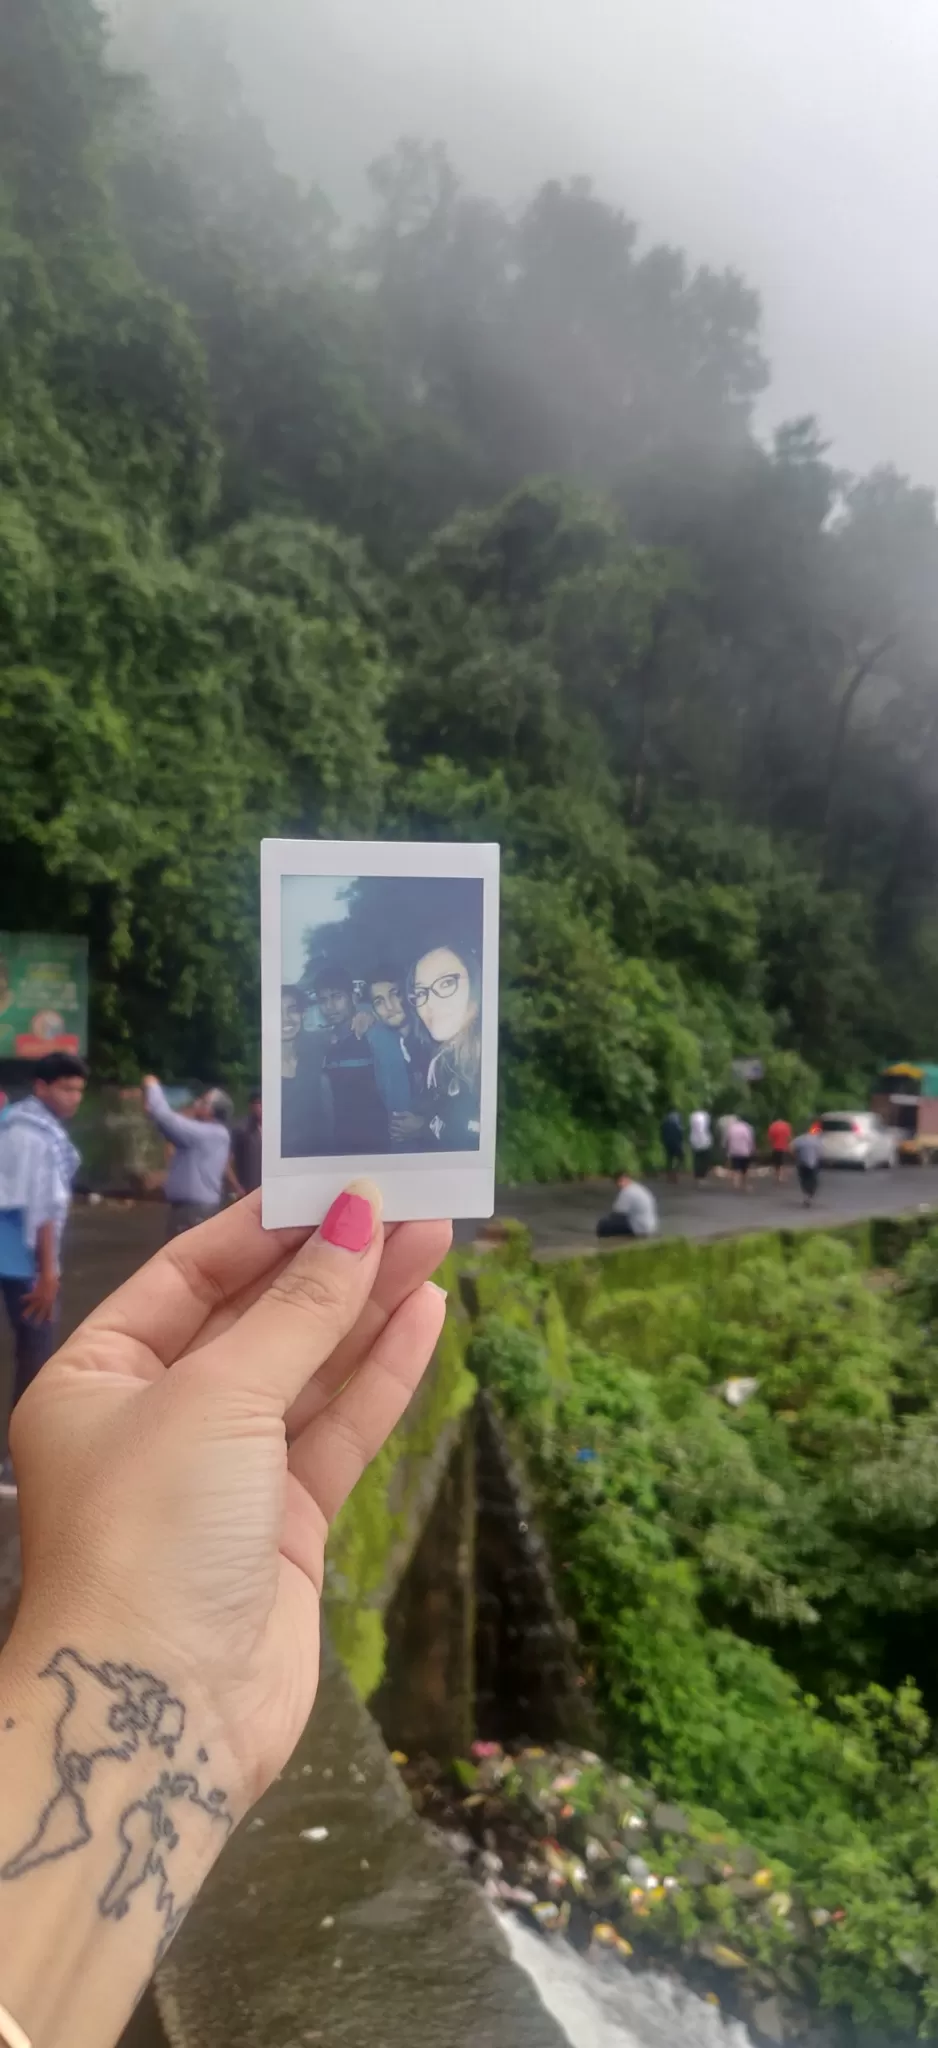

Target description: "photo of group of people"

left=280, top=872, right=485, bottom=1159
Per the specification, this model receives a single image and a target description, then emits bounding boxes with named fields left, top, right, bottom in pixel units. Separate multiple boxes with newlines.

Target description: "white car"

left=812, top=1111, right=898, bottom=1170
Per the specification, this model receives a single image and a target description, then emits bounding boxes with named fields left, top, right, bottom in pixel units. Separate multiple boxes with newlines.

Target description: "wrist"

left=0, top=1630, right=237, bottom=2048
left=5, top=1601, right=248, bottom=1817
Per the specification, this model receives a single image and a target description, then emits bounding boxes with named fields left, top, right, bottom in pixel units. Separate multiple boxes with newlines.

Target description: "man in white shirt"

left=689, top=1107, right=713, bottom=1182
left=0, top=1052, right=87, bottom=1488
left=596, top=1172, right=659, bottom=1240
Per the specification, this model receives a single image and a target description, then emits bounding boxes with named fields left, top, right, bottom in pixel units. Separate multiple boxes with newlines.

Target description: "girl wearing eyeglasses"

left=409, top=943, right=482, bottom=1151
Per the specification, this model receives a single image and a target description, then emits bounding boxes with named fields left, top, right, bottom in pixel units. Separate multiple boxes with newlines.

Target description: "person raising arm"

left=0, top=1181, right=450, bottom=2048
left=142, top=1077, right=232, bottom=1239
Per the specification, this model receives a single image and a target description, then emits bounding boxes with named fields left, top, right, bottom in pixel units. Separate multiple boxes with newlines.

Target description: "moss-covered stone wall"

left=323, top=1246, right=476, bottom=1698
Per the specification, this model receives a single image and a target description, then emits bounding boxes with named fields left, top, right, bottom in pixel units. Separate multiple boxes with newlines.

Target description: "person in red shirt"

left=768, top=1115, right=793, bottom=1181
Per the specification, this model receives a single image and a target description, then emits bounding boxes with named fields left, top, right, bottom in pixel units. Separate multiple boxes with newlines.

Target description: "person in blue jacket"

left=366, top=965, right=426, bottom=1148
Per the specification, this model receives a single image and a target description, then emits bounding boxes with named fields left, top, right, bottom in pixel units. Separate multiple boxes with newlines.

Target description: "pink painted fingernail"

left=320, top=1190, right=375, bottom=1252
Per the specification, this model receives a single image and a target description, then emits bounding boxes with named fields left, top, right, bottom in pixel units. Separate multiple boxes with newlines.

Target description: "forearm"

left=34, top=1223, right=57, bottom=1284
left=0, top=1627, right=237, bottom=2048
left=143, top=1086, right=193, bottom=1148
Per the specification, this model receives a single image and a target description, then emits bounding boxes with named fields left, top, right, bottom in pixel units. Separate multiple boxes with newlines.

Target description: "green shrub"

left=480, top=1224, right=938, bottom=2033
left=467, top=1315, right=551, bottom=1419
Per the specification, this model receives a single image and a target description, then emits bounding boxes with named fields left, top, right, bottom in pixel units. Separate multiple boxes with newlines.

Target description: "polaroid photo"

left=261, top=839, right=500, bottom=1225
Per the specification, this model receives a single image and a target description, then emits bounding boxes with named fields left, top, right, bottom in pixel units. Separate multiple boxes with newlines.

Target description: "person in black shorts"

left=791, top=1130, right=822, bottom=1207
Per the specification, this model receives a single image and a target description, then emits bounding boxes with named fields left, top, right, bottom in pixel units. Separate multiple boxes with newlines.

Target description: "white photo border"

left=261, top=839, right=500, bottom=1225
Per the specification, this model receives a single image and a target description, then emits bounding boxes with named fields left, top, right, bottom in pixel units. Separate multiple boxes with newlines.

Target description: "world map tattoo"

left=0, top=1649, right=233, bottom=1964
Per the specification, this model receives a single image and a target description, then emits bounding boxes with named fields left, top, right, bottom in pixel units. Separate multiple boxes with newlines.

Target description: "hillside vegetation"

left=5, top=0, right=938, bottom=1173
left=470, top=1222, right=938, bottom=2033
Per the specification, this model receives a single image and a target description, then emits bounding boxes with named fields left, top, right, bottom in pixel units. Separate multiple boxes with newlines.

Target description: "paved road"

left=492, top=1160, right=938, bottom=1258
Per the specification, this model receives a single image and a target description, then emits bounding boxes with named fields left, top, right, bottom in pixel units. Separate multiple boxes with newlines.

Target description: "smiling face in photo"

left=412, top=946, right=476, bottom=1044
left=281, top=990, right=303, bottom=1042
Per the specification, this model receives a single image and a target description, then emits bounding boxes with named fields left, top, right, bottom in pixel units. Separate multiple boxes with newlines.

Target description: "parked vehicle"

left=810, top=1111, right=897, bottom=1170
left=870, top=1062, right=938, bottom=1163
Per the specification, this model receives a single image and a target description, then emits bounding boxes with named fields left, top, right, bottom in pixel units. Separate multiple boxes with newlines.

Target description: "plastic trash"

left=532, top=1900, right=570, bottom=1932
left=721, top=1376, right=760, bottom=1408
left=300, top=1826, right=329, bottom=1843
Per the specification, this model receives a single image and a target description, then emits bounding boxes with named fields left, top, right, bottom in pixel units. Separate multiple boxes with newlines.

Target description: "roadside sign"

left=0, top=933, right=89, bottom=1058
left=732, top=1057, right=765, bottom=1083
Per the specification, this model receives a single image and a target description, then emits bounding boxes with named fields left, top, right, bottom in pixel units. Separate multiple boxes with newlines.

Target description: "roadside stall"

left=871, top=1062, right=938, bottom=1163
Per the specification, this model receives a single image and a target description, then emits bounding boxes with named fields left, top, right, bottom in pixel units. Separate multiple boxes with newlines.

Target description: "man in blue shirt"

left=367, top=967, right=426, bottom=1148
left=0, top=1051, right=87, bottom=1487
left=143, top=1076, right=232, bottom=1239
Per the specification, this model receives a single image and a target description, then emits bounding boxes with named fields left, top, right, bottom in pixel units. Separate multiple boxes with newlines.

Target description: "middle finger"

left=284, top=1218, right=452, bottom=1437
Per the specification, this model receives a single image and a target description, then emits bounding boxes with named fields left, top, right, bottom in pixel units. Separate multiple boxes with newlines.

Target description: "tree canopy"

left=4, top=0, right=938, bottom=1170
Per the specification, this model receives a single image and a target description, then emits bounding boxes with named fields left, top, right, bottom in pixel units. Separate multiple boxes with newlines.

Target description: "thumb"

left=186, top=1180, right=384, bottom=1411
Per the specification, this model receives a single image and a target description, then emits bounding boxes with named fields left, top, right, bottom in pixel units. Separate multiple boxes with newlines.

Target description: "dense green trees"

left=4, top=0, right=938, bottom=1169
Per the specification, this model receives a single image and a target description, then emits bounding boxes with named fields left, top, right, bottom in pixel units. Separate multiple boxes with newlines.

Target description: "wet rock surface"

left=396, top=1740, right=844, bottom=2047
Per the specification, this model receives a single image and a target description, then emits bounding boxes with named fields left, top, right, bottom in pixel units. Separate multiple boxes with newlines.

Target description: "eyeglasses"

left=411, top=972, right=465, bottom=1010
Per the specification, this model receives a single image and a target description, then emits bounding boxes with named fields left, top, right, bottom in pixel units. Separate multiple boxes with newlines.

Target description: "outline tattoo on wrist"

left=0, top=1649, right=233, bottom=1965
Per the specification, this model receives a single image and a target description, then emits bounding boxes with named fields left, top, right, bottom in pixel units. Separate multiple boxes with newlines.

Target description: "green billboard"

left=0, top=933, right=89, bottom=1059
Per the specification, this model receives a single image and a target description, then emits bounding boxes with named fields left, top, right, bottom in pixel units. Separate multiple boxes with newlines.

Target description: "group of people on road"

left=595, top=1107, right=824, bottom=1243
left=662, top=1105, right=760, bottom=1187
left=660, top=1106, right=822, bottom=1201
left=282, top=944, right=482, bottom=1159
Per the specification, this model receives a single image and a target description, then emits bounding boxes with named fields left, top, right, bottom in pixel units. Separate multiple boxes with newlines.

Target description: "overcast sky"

left=211, top=0, right=938, bottom=488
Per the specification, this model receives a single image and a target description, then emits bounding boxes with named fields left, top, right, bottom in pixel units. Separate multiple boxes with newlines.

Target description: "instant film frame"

left=261, top=839, right=500, bottom=1224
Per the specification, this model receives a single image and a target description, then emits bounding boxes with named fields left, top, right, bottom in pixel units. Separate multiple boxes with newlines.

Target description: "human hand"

left=351, top=1009, right=375, bottom=1040
left=141, top=1073, right=159, bottom=1090
left=6, top=1184, right=451, bottom=1817
left=21, top=1271, right=58, bottom=1324
left=391, top=1111, right=425, bottom=1143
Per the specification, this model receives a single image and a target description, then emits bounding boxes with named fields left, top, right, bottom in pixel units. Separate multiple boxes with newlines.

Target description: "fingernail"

left=320, top=1182, right=380, bottom=1253
left=428, top=1283, right=448, bottom=1301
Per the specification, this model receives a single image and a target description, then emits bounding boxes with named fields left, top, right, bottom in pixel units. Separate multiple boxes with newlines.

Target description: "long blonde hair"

left=412, top=945, right=482, bottom=1095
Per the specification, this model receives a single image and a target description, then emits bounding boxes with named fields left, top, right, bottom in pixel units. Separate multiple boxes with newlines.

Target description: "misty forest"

left=5, top=0, right=938, bottom=1171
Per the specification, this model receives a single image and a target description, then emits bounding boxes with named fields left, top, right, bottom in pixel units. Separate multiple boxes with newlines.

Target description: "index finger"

left=190, top=1179, right=386, bottom=1411
left=76, top=1193, right=312, bottom=1366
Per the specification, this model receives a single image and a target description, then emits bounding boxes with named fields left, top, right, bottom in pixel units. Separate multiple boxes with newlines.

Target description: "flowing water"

left=498, top=1910, right=758, bottom=2048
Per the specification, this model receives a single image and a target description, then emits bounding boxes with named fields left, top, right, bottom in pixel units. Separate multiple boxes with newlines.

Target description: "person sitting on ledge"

left=596, top=1170, right=659, bottom=1240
